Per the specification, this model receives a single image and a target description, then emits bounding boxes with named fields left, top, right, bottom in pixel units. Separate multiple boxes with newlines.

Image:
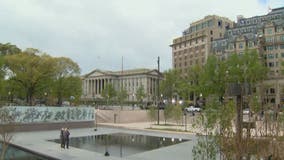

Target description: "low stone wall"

left=0, top=106, right=95, bottom=132
left=0, top=106, right=94, bottom=123
left=96, top=109, right=165, bottom=123
left=1, top=121, right=95, bottom=132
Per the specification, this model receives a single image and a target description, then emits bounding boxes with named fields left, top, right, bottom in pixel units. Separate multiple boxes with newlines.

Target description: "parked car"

left=243, top=108, right=251, bottom=115
left=184, top=106, right=201, bottom=112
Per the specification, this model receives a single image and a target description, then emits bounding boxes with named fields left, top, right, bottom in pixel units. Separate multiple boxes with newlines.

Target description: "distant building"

left=81, top=68, right=161, bottom=102
left=212, top=7, right=284, bottom=106
left=170, top=15, right=234, bottom=75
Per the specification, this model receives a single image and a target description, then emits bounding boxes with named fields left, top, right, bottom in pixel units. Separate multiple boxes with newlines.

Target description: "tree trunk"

left=236, top=94, right=243, bottom=159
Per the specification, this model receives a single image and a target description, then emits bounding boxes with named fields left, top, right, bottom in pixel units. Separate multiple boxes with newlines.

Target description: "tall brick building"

left=170, top=15, right=233, bottom=75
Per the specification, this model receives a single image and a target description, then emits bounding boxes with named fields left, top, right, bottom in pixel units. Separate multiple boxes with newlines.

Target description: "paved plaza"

left=11, top=123, right=198, bottom=160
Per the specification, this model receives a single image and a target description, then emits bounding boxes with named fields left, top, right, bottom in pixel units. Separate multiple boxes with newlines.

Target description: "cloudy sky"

left=0, top=0, right=283, bottom=74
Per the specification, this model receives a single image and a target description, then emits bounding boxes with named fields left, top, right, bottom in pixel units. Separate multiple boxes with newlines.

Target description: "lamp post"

left=157, top=56, right=160, bottom=125
left=184, top=110, right=187, bottom=131
left=104, top=135, right=110, bottom=156
left=70, top=96, right=75, bottom=106
left=44, top=92, right=48, bottom=106
left=94, top=109, right=98, bottom=131
left=8, top=91, right=11, bottom=105
left=172, top=98, right=176, bottom=104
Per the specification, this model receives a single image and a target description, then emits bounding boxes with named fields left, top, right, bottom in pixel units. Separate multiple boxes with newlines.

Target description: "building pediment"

left=84, top=69, right=112, bottom=78
left=147, top=70, right=159, bottom=75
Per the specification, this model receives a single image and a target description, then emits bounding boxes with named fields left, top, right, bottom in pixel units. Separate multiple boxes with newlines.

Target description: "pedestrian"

left=64, top=128, right=70, bottom=149
left=60, top=128, right=65, bottom=149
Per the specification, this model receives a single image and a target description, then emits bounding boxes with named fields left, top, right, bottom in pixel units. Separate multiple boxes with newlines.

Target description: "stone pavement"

left=11, top=123, right=199, bottom=160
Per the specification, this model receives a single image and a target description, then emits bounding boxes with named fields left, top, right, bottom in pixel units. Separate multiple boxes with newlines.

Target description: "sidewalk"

left=99, top=121, right=204, bottom=135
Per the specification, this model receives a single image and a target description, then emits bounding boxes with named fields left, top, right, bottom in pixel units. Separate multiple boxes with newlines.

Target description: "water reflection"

left=0, top=143, right=53, bottom=160
left=50, top=133, right=188, bottom=157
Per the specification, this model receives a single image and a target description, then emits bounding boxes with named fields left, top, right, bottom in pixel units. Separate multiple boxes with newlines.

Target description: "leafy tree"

left=160, top=69, right=182, bottom=101
left=52, top=57, right=81, bottom=106
left=136, top=85, right=145, bottom=107
left=101, top=83, right=116, bottom=105
left=117, top=87, right=128, bottom=109
left=164, top=104, right=173, bottom=125
left=172, top=105, right=182, bottom=126
left=147, top=106, right=157, bottom=126
left=193, top=50, right=269, bottom=159
left=181, top=65, right=203, bottom=103
left=0, top=43, right=21, bottom=55
left=4, top=50, right=56, bottom=105
left=0, top=55, right=4, bottom=95
left=192, top=136, right=219, bottom=160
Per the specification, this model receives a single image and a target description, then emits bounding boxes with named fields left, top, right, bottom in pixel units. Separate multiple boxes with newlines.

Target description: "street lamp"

left=172, top=98, right=176, bottom=104
left=157, top=56, right=160, bottom=125
left=184, top=110, right=187, bottom=131
left=8, top=91, right=12, bottom=105
left=104, top=135, right=110, bottom=156
left=70, top=96, right=75, bottom=106
left=44, top=92, right=48, bottom=106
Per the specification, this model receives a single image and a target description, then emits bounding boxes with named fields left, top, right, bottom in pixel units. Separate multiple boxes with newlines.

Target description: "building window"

left=281, top=53, right=284, bottom=58
left=280, top=35, right=284, bottom=42
left=239, top=43, right=243, bottom=49
left=268, top=62, right=274, bottom=67
left=276, top=26, right=282, bottom=32
left=248, top=42, right=253, bottom=48
left=210, top=30, right=213, bottom=35
left=229, top=44, right=234, bottom=49
left=218, top=20, right=222, bottom=27
left=270, top=88, right=275, bottom=94
left=265, top=37, right=273, bottom=43
left=268, top=54, right=274, bottom=59
left=266, top=46, right=273, bottom=51
left=266, top=28, right=273, bottom=34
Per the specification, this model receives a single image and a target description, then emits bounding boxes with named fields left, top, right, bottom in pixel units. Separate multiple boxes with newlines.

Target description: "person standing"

left=64, top=128, right=70, bottom=149
left=60, top=128, right=65, bottom=149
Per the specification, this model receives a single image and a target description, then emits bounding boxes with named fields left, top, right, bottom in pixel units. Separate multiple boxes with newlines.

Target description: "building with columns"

left=81, top=68, right=162, bottom=102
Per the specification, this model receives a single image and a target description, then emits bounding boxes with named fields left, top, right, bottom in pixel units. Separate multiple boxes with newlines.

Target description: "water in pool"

left=1, top=143, right=55, bottom=160
left=50, top=133, right=189, bottom=157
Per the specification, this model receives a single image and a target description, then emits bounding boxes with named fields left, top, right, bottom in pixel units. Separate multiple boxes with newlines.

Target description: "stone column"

left=99, top=79, right=102, bottom=94
left=94, top=79, right=97, bottom=95
left=88, top=79, right=91, bottom=96
left=84, top=79, right=87, bottom=97
left=92, top=79, right=95, bottom=98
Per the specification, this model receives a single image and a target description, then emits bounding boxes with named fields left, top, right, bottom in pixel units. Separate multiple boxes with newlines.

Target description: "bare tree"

left=0, top=107, right=14, bottom=160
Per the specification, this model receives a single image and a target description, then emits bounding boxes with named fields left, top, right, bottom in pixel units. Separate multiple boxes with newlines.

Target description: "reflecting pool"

left=1, top=143, right=57, bottom=160
left=50, top=133, right=189, bottom=157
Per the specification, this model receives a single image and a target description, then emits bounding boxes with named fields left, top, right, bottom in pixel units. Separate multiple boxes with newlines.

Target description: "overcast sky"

left=0, top=0, right=283, bottom=74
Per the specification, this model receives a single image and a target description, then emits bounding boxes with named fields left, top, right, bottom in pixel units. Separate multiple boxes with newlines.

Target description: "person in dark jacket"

left=60, top=128, right=65, bottom=149
left=64, top=128, right=70, bottom=149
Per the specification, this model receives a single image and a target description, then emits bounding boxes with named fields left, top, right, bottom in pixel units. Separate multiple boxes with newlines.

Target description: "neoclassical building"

left=81, top=68, right=162, bottom=102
